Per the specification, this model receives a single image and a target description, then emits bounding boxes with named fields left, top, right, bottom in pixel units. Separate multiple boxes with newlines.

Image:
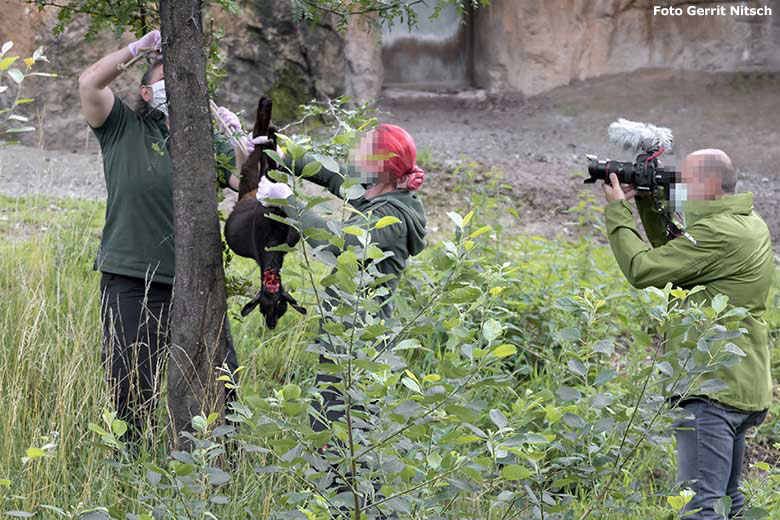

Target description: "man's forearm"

left=79, top=47, right=133, bottom=91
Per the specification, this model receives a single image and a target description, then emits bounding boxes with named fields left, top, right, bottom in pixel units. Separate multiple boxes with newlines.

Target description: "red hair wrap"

left=373, top=124, right=425, bottom=191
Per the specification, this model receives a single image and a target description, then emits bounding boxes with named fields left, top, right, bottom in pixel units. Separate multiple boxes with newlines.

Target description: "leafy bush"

left=0, top=41, right=56, bottom=145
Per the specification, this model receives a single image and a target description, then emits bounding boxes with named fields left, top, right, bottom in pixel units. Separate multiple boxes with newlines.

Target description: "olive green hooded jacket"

left=605, top=193, right=774, bottom=411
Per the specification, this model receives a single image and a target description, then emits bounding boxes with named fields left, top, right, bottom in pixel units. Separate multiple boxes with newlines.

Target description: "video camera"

left=584, top=118, right=679, bottom=193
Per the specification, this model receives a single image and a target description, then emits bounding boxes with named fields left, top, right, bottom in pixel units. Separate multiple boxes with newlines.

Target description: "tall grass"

left=1, top=193, right=778, bottom=518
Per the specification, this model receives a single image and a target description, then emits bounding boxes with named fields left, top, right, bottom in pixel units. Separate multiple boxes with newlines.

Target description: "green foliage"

left=290, top=0, right=491, bottom=31
left=0, top=42, right=56, bottom=145
left=2, top=190, right=779, bottom=518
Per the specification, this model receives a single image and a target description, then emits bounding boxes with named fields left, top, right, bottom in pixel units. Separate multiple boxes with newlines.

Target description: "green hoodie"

left=605, top=193, right=774, bottom=411
left=283, top=154, right=427, bottom=317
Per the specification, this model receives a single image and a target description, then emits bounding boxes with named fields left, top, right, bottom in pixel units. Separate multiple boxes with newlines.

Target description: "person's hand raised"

left=128, top=29, right=162, bottom=61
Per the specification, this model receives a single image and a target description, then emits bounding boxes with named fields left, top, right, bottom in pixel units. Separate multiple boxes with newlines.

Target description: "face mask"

left=670, top=183, right=688, bottom=213
left=149, top=79, right=168, bottom=117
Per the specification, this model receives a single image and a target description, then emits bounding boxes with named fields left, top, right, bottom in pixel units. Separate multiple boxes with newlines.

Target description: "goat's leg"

left=238, top=96, right=273, bottom=200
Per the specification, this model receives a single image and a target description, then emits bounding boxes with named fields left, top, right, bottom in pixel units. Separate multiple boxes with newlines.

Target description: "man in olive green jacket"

left=603, top=149, right=774, bottom=519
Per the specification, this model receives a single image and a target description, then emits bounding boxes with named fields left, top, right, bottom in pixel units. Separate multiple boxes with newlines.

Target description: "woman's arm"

left=285, top=153, right=346, bottom=199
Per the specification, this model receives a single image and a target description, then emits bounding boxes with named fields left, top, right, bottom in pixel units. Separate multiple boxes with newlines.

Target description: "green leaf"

left=4, top=126, right=35, bottom=134
left=312, top=153, right=339, bottom=173
left=712, top=293, right=729, bottom=314
left=111, top=419, right=127, bottom=439
left=482, top=319, right=503, bottom=343
left=374, top=215, right=401, bottom=230
left=282, top=384, right=302, bottom=400
left=492, top=344, right=516, bottom=358
left=7, top=68, right=23, bottom=84
left=501, top=464, right=531, bottom=480
left=594, top=369, right=616, bottom=386
left=468, top=225, right=492, bottom=239
left=366, top=244, right=385, bottom=260
left=337, top=250, right=358, bottom=275
left=301, top=160, right=322, bottom=178
left=723, top=343, right=746, bottom=357
left=25, top=447, right=45, bottom=459
left=489, top=409, right=508, bottom=430
left=556, top=386, right=581, bottom=402
left=171, top=461, right=195, bottom=476
left=343, top=225, right=364, bottom=236
left=714, top=495, right=732, bottom=517
left=395, top=339, right=422, bottom=351
left=0, top=56, right=18, bottom=71
left=592, top=339, right=615, bottom=356
left=667, top=495, right=685, bottom=510
left=741, top=507, right=770, bottom=519
left=264, top=149, right=284, bottom=165
left=2, top=41, right=13, bottom=55
left=427, top=452, right=442, bottom=469
left=447, top=212, right=464, bottom=229
left=88, top=423, right=108, bottom=436
left=191, top=415, right=208, bottom=433
left=288, top=143, right=306, bottom=161
left=567, top=359, right=587, bottom=378
left=401, top=377, right=421, bottom=394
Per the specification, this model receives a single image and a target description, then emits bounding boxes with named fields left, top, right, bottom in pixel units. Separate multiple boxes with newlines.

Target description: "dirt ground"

left=379, top=68, right=780, bottom=244
left=1, top=67, right=779, bottom=244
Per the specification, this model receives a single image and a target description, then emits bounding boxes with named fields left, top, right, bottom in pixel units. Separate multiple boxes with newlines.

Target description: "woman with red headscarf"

left=255, top=124, right=428, bottom=440
left=256, top=123, right=427, bottom=317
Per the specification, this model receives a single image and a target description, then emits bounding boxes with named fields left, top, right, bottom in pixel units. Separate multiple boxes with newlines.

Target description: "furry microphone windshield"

left=608, top=118, right=674, bottom=153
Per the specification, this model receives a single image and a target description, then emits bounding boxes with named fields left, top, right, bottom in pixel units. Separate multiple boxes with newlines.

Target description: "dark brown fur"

left=225, top=96, right=304, bottom=329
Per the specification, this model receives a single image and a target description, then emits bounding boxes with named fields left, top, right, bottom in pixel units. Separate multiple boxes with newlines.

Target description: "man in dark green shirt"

left=602, top=149, right=773, bottom=519
left=79, top=29, right=248, bottom=442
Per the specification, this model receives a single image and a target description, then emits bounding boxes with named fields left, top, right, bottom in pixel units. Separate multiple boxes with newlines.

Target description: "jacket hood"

left=374, top=190, right=427, bottom=256
left=684, top=192, right=754, bottom=226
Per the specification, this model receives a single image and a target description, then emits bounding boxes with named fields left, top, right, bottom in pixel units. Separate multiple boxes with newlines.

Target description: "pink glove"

left=128, top=29, right=162, bottom=60
left=256, top=176, right=292, bottom=207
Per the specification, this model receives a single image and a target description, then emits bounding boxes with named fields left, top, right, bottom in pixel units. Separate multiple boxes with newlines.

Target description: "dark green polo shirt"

left=92, top=97, right=175, bottom=284
left=91, top=97, right=235, bottom=285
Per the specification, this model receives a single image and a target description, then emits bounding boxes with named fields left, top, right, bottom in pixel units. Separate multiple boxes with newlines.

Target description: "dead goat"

left=224, top=96, right=305, bottom=329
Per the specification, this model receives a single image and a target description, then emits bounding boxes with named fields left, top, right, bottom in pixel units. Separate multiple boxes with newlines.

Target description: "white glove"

left=216, top=106, right=271, bottom=154
left=256, top=175, right=292, bottom=207
left=245, top=134, right=270, bottom=155
left=216, top=106, right=242, bottom=134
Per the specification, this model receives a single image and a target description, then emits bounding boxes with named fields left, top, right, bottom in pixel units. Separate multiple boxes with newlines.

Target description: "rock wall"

left=472, top=0, right=780, bottom=95
left=2, top=0, right=779, bottom=150
left=0, top=1, right=344, bottom=150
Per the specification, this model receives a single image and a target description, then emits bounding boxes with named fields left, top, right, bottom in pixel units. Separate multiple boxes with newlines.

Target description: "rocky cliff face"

left=2, top=0, right=778, bottom=151
left=472, top=0, right=780, bottom=95
left=0, top=1, right=344, bottom=150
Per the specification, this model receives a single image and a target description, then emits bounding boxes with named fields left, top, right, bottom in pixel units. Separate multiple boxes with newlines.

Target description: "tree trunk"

left=159, top=0, right=227, bottom=450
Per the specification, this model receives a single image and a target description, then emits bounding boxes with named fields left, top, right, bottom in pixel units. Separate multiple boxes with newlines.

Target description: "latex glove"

left=216, top=106, right=242, bottom=134
left=256, top=176, right=292, bottom=207
left=128, top=29, right=162, bottom=60
left=245, top=134, right=270, bottom=155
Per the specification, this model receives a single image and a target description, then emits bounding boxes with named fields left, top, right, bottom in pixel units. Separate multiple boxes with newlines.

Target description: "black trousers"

left=100, top=272, right=238, bottom=440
